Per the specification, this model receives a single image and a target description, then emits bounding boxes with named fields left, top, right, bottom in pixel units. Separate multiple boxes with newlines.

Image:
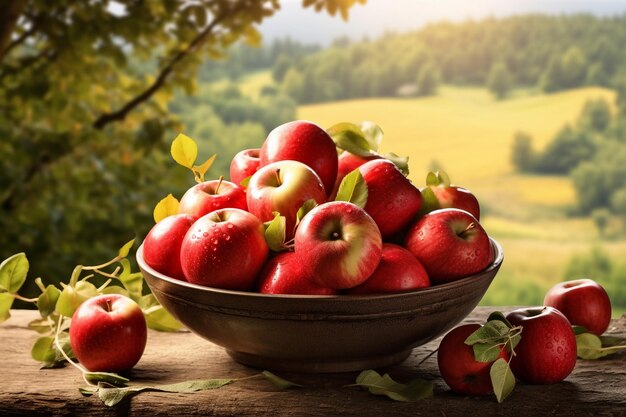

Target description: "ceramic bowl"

left=137, top=239, right=503, bottom=373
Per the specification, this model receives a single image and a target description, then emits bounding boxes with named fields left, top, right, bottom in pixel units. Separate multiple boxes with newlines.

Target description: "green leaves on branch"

left=171, top=133, right=216, bottom=184
left=464, top=312, right=523, bottom=403
left=264, top=212, right=287, bottom=252
left=348, top=370, right=433, bottom=402
left=0, top=239, right=182, bottom=367
left=327, top=121, right=409, bottom=175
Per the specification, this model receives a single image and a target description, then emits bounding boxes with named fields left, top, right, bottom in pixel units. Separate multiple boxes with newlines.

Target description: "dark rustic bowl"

left=137, top=239, right=503, bottom=373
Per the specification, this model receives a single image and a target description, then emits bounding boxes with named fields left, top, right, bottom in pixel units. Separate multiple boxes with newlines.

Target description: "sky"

left=259, top=0, right=626, bottom=45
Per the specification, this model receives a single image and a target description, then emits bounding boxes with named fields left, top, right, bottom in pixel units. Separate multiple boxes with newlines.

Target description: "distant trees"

left=416, top=62, right=440, bottom=96
left=487, top=61, right=513, bottom=100
left=510, top=131, right=535, bottom=172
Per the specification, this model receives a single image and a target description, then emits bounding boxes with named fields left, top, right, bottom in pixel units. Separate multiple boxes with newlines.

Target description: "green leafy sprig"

left=326, top=121, right=409, bottom=175
left=0, top=240, right=182, bottom=368
left=464, top=312, right=523, bottom=403
left=346, top=370, right=433, bottom=402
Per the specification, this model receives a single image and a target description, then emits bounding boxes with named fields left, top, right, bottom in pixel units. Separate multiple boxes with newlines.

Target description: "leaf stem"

left=416, top=348, right=438, bottom=368
left=12, top=293, right=38, bottom=303
left=53, top=316, right=90, bottom=378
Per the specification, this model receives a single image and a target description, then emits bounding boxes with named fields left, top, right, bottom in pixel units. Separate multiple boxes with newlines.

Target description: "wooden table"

left=1, top=308, right=624, bottom=416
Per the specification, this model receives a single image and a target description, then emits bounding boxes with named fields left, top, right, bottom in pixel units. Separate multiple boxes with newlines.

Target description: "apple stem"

left=459, top=222, right=476, bottom=237
left=274, top=169, right=282, bottom=186
left=215, top=176, right=224, bottom=194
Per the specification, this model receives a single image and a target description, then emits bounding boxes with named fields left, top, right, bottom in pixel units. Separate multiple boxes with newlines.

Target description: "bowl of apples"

left=137, top=120, right=504, bottom=372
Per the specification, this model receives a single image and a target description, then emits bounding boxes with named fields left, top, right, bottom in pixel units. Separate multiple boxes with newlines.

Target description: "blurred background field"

left=2, top=0, right=626, bottom=315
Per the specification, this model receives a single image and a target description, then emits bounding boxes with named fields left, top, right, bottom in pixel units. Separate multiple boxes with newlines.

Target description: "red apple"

left=180, top=208, right=269, bottom=291
left=330, top=152, right=381, bottom=199
left=544, top=279, right=612, bottom=336
left=230, top=148, right=260, bottom=187
left=259, top=120, right=338, bottom=196
left=404, top=208, right=491, bottom=284
left=437, top=324, right=508, bottom=396
left=422, top=171, right=480, bottom=220
left=294, top=201, right=383, bottom=289
left=347, top=243, right=430, bottom=294
left=506, top=306, right=577, bottom=384
left=142, top=214, right=196, bottom=281
left=69, top=294, right=147, bottom=373
left=257, top=252, right=338, bottom=295
left=359, top=159, right=422, bottom=239
left=179, top=178, right=247, bottom=218
left=247, top=160, right=327, bottom=240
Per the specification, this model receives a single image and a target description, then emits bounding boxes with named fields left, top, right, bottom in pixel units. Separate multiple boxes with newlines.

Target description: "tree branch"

left=0, top=0, right=27, bottom=64
left=0, top=24, right=38, bottom=63
left=92, top=5, right=239, bottom=130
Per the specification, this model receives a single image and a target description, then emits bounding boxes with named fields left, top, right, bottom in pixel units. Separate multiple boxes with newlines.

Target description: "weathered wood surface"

left=0, top=308, right=624, bottom=417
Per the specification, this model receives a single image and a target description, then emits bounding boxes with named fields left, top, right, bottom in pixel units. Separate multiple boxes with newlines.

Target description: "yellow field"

left=296, top=86, right=624, bottom=313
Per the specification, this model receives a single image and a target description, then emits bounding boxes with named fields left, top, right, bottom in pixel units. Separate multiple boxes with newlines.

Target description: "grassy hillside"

left=298, top=86, right=625, bottom=314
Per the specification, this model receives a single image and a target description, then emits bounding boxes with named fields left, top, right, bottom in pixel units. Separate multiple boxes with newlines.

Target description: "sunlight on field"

left=298, top=86, right=615, bottom=185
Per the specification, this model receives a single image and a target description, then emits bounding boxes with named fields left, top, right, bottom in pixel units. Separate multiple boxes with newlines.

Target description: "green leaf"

left=490, top=358, right=516, bottom=403
left=192, top=154, right=216, bottom=182
left=327, top=122, right=375, bottom=157
left=296, top=199, right=317, bottom=225
left=28, top=317, right=53, bottom=334
left=572, top=325, right=589, bottom=335
left=100, top=285, right=129, bottom=297
left=239, top=176, right=252, bottom=188
left=31, top=336, right=57, bottom=363
left=56, top=281, right=98, bottom=317
left=264, top=212, right=287, bottom=252
left=261, top=371, right=302, bottom=389
left=171, top=133, right=198, bottom=169
left=352, top=370, right=433, bottom=402
left=473, top=343, right=504, bottom=363
left=335, top=169, right=368, bottom=209
left=118, top=259, right=143, bottom=301
left=0, top=292, right=14, bottom=323
left=139, top=294, right=182, bottom=332
left=464, top=320, right=511, bottom=346
left=95, top=378, right=235, bottom=407
left=419, top=187, right=440, bottom=215
left=153, top=194, right=180, bottom=223
left=600, top=335, right=626, bottom=347
left=425, top=170, right=451, bottom=187
left=37, top=285, right=61, bottom=318
left=84, top=372, right=130, bottom=388
left=357, top=121, right=383, bottom=152
left=0, top=252, right=29, bottom=294
left=117, top=238, right=135, bottom=259
left=487, top=311, right=514, bottom=328
left=381, top=152, right=409, bottom=176
left=575, top=333, right=626, bottom=359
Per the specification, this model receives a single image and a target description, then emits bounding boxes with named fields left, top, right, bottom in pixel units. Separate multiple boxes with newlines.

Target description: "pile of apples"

left=143, top=120, right=493, bottom=295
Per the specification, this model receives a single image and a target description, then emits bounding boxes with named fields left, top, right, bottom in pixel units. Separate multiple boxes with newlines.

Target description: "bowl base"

left=226, top=349, right=413, bottom=373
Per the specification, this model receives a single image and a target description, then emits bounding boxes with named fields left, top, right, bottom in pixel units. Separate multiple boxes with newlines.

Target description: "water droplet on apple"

left=226, top=223, right=234, bottom=229
left=212, top=247, right=218, bottom=252
left=192, top=234, right=197, bottom=239
left=203, top=232, right=208, bottom=237
left=211, top=223, right=217, bottom=228
left=225, top=235, right=231, bottom=241
left=557, top=346, right=563, bottom=354
left=547, top=342, right=553, bottom=349
left=212, top=239, right=218, bottom=244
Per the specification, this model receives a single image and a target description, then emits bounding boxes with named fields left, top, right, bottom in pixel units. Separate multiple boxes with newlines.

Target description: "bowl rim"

left=137, top=237, right=503, bottom=302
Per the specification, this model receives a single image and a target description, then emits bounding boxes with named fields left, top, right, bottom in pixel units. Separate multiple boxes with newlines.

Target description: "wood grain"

left=1, top=308, right=624, bottom=416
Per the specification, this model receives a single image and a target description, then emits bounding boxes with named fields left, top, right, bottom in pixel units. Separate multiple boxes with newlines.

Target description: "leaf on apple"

left=239, top=175, right=252, bottom=188
left=327, top=122, right=375, bottom=157
left=357, top=121, right=384, bottom=152
left=296, top=199, right=317, bottom=226
left=490, top=358, right=516, bottom=403
left=170, top=133, right=198, bottom=169
left=425, top=170, right=451, bottom=187
left=264, top=212, right=287, bottom=252
left=0, top=252, right=29, bottom=294
left=419, top=187, right=440, bottom=215
left=382, top=152, right=410, bottom=176
left=153, top=194, right=180, bottom=223
left=335, top=169, right=368, bottom=209
left=349, top=370, right=433, bottom=402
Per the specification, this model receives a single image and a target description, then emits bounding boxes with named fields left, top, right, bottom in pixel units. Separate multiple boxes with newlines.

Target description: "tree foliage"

left=487, top=61, right=512, bottom=100
left=0, top=0, right=364, bottom=299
